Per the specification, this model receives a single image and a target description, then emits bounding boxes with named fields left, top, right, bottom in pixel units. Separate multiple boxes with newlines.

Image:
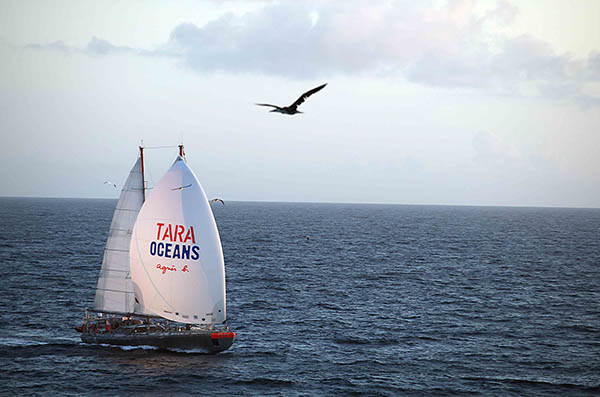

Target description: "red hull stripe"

left=211, top=332, right=235, bottom=339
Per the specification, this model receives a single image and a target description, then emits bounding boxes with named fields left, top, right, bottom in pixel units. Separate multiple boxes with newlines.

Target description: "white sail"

left=130, top=156, right=226, bottom=324
left=93, top=157, right=144, bottom=313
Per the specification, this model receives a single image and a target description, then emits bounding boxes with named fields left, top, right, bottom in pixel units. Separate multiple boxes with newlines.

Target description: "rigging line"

left=144, top=155, right=156, bottom=191
left=143, top=145, right=180, bottom=150
left=104, top=248, right=129, bottom=253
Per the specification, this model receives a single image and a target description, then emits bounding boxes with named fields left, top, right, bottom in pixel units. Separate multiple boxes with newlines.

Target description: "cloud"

left=160, top=0, right=600, bottom=105
left=85, top=36, right=137, bottom=56
left=588, top=52, right=600, bottom=80
left=25, top=40, right=72, bottom=53
left=159, top=1, right=487, bottom=77
left=25, top=36, right=143, bottom=56
left=22, top=0, right=600, bottom=105
left=406, top=25, right=600, bottom=106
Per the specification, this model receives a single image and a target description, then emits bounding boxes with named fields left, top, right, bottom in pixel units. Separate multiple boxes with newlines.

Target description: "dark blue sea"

left=1, top=197, right=599, bottom=396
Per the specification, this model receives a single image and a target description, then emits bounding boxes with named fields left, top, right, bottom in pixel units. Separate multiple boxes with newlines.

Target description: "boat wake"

left=91, top=342, right=220, bottom=354
left=0, top=337, right=51, bottom=347
left=97, top=343, right=158, bottom=351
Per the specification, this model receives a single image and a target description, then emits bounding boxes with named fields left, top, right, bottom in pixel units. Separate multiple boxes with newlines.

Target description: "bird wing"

left=290, top=83, right=327, bottom=109
left=255, top=103, right=281, bottom=109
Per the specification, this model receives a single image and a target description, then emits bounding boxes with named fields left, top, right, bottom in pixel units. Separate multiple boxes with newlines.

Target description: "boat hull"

left=81, top=330, right=234, bottom=353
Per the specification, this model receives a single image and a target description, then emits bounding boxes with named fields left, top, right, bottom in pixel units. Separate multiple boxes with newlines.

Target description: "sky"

left=0, top=0, right=599, bottom=207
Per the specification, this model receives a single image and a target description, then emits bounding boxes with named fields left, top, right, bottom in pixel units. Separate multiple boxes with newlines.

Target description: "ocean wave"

left=0, top=336, right=78, bottom=348
left=234, top=377, right=294, bottom=387
left=462, top=376, right=600, bottom=391
left=316, top=302, right=344, bottom=311
left=333, top=335, right=400, bottom=346
left=0, top=337, right=50, bottom=347
left=334, top=359, right=388, bottom=366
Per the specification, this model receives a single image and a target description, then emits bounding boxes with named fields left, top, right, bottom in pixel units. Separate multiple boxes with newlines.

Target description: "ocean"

left=0, top=197, right=599, bottom=396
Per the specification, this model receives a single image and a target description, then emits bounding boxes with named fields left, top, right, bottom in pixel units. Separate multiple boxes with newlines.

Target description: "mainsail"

left=93, top=157, right=144, bottom=313
left=130, top=156, right=226, bottom=324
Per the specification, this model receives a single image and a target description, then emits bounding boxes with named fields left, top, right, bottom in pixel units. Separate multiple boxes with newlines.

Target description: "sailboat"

left=77, top=145, right=235, bottom=353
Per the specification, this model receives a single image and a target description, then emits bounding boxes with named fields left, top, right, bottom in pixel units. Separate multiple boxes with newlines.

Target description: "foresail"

left=93, top=157, right=144, bottom=314
left=130, top=156, right=226, bottom=324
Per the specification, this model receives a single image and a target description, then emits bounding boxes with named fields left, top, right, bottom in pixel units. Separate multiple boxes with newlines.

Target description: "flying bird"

left=210, top=198, right=225, bottom=206
left=171, top=184, right=192, bottom=191
left=104, top=181, right=116, bottom=188
left=302, top=235, right=310, bottom=240
left=256, top=83, right=327, bottom=115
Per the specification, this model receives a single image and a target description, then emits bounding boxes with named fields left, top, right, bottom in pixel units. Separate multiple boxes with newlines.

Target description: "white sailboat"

left=78, top=145, right=235, bottom=353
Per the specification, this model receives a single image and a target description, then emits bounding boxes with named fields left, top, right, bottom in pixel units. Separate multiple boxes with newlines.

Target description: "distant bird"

left=256, top=83, right=327, bottom=115
left=302, top=235, right=310, bottom=240
left=171, top=184, right=192, bottom=191
left=210, top=198, right=225, bottom=206
left=104, top=181, right=116, bottom=188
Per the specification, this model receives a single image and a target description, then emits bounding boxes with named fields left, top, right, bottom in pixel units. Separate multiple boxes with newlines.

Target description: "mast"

left=139, top=145, right=146, bottom=202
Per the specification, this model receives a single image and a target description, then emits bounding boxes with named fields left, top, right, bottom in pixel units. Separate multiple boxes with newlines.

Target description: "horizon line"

left=1, top=195, right=598, bottom=210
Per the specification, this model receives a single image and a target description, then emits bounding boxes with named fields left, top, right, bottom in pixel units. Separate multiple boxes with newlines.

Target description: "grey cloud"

left=409, top=34, right=599, bottom=105
left=159, top=1, right=460, bottom=77
left=25, top=40, right=71, bottom=53
left=85, top=36, right=136, bottom=56
left=588, top=52, right=600, bottom=80
left=491, top=35, right=570, bottom=82
left=25, top=36, right=143, bottom=56
left=162, top=5, right=338, bottom=77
